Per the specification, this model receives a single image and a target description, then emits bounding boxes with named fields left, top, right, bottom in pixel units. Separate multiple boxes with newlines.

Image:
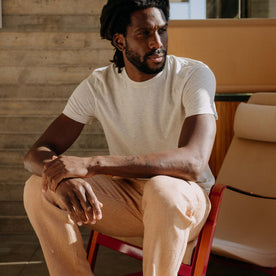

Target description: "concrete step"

left=2, top=15, right=101, bottom=32
left=0, top=165, right=30, bottom=185
left=0, top=133, right=108, bottom=150
left=0, top=183, right=26, bottom=201
left=0, top=32, right=110, bottom=50
left=0, top=116, right=105, bottom=133
left=0, top=98, right=67, bottom=116
left=0, top=216, right=34, bottom=234
left=0, top=84, right=76, bottom=99
left=0, top=49, right=113, bottom=66
left=3, top=0, right=104, bottom=15
left=0, top=148, right=109, bottom=166
left=0, top=201, right=26, bottom=216
left=0, top=201, right=33, bottom=235
left=0, top=65, right=95, bottom=85
left=0, top=151, right=26, bottom=166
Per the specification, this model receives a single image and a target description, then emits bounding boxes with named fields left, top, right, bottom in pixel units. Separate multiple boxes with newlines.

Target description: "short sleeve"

left=182, top=66, right=217, bottom=119
left=63, top=78, right=96, bottom=124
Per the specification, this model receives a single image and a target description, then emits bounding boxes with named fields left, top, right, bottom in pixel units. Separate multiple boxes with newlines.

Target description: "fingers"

left=42, top=173, right=48, bottom=193
left=66, top=199, right=83, bottom=226
left=85, top=183, right=103, bottom=221
left=70, top=194, right=88, bottom=225
left=77, top=180, right=103, bottom=224
left=55, top=179, right=103, bottom=226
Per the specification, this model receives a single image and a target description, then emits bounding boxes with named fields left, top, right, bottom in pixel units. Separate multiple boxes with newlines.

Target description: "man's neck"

left=124, top=66, right=158, bottom=82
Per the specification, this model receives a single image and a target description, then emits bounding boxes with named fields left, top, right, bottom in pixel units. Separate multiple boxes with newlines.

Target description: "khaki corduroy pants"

left=24, top=174, right=210, bottom=276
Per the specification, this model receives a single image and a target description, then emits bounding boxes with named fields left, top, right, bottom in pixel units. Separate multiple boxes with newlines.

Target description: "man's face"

left=120, top=7, right=168, bottom=81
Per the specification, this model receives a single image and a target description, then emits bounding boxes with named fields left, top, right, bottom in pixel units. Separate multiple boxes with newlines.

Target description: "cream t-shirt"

left=63, top=55, right=217, bottom=192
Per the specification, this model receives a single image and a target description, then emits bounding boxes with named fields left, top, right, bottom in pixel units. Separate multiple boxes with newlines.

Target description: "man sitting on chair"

left=23, top=0, right=217, bottom=275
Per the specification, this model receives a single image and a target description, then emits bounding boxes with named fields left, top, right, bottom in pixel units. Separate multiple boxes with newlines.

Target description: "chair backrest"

left=248, top=92, right=276, bottom=106
left=216, top=93, right=276, bottom=198
left=213, top=93, right=276, bottom=268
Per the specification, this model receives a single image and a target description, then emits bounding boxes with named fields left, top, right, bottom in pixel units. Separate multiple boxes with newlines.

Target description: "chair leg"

left=86, top=231, right=100, bottom=272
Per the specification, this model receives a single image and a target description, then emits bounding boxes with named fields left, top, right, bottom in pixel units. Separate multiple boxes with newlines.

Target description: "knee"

left=143, top=175, right=188, bottom=210
left=142, top=176, right=197, bottom=226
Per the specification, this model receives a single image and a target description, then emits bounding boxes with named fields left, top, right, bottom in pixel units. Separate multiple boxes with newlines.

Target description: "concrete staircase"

left=0, top=0, right=112, bottom=237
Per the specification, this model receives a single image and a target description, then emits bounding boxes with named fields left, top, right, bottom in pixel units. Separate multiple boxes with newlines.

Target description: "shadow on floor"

left=0, top=233, right=272, bottom=276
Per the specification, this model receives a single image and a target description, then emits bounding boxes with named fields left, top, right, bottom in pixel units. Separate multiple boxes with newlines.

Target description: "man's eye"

left=158, top=28, right=167, bottom=34
left=139, top=31, right=149, bottom=36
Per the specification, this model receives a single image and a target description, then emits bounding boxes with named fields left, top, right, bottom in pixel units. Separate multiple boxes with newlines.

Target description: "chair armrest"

left=191, top=183, right=227, bottom=275
left=208, top=183, right=227, bottom=223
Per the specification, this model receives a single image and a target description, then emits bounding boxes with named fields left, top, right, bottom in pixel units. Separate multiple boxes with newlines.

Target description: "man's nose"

left=149, top=32, right=163, bottom=49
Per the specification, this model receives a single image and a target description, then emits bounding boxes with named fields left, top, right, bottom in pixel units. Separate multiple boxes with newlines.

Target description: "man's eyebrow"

left=134, top=23, right=168, bottom=32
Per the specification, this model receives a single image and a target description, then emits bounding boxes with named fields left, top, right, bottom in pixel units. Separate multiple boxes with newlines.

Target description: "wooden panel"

left=209, top=101, right=241, bottom=177
left=168, top=19, right=276, bottom=93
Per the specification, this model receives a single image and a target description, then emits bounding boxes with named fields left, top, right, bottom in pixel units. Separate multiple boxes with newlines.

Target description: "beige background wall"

left=167, top=18, right=276, bottom=175
left=168, top=19, right=276, bottom=93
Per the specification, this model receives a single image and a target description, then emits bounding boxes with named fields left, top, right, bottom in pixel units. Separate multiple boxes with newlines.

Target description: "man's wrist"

left=86, top=156, right=103, bottom=176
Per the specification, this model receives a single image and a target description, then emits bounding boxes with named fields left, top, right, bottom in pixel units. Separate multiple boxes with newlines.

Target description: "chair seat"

left=213, top=238, right=276, bottom=268
left=212, top=189, right=276, bottom=267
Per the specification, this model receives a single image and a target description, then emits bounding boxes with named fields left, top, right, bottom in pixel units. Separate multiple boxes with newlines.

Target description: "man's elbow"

left=186, top=158, right=205, bottom=182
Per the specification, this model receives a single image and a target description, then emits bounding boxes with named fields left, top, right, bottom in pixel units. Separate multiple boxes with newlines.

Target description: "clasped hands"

left=42, top=155, right=103, bottom=226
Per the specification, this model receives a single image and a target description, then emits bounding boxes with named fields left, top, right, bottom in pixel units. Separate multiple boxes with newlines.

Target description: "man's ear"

left=113, top=33, right=125, bottom=52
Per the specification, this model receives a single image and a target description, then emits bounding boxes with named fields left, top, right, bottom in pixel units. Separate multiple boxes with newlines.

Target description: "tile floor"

left=0, top=232, right=272, bottom=276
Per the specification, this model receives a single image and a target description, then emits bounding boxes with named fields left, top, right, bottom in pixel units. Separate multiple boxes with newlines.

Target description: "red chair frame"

left=86, top=183, right=226, bottom=276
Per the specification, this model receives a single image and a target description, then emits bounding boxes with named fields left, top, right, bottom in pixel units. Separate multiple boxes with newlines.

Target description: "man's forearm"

left=24, top=146, right=57, bottom=176
left=90, top=148, right=205, bottom=182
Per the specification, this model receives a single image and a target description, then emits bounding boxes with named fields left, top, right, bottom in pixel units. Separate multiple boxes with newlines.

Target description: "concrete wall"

left=0, top=1, right=2, bottom=28
left=0, top=0, right=111, bottom=200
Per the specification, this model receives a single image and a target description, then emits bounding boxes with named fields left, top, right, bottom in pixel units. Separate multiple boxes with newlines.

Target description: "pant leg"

left=24, top=174, right=210, bottom=276
left=142, top=175, right=211, bottom=276
left=24, top=175, right=93, bottom=276
left=23, top=175, right=145, bottom=276
left=84, top=175, right=145, bottom=237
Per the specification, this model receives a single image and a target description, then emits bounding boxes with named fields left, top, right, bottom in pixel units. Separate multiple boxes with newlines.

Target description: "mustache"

left=145, top=48, right=167, bottom=58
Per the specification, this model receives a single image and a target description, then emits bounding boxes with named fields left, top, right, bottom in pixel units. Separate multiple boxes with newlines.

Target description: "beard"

left=125, top=41, right=167, bottom=75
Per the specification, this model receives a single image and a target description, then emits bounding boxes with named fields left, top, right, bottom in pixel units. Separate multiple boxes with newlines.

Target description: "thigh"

left=85, top=175, right=145, bottom=237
